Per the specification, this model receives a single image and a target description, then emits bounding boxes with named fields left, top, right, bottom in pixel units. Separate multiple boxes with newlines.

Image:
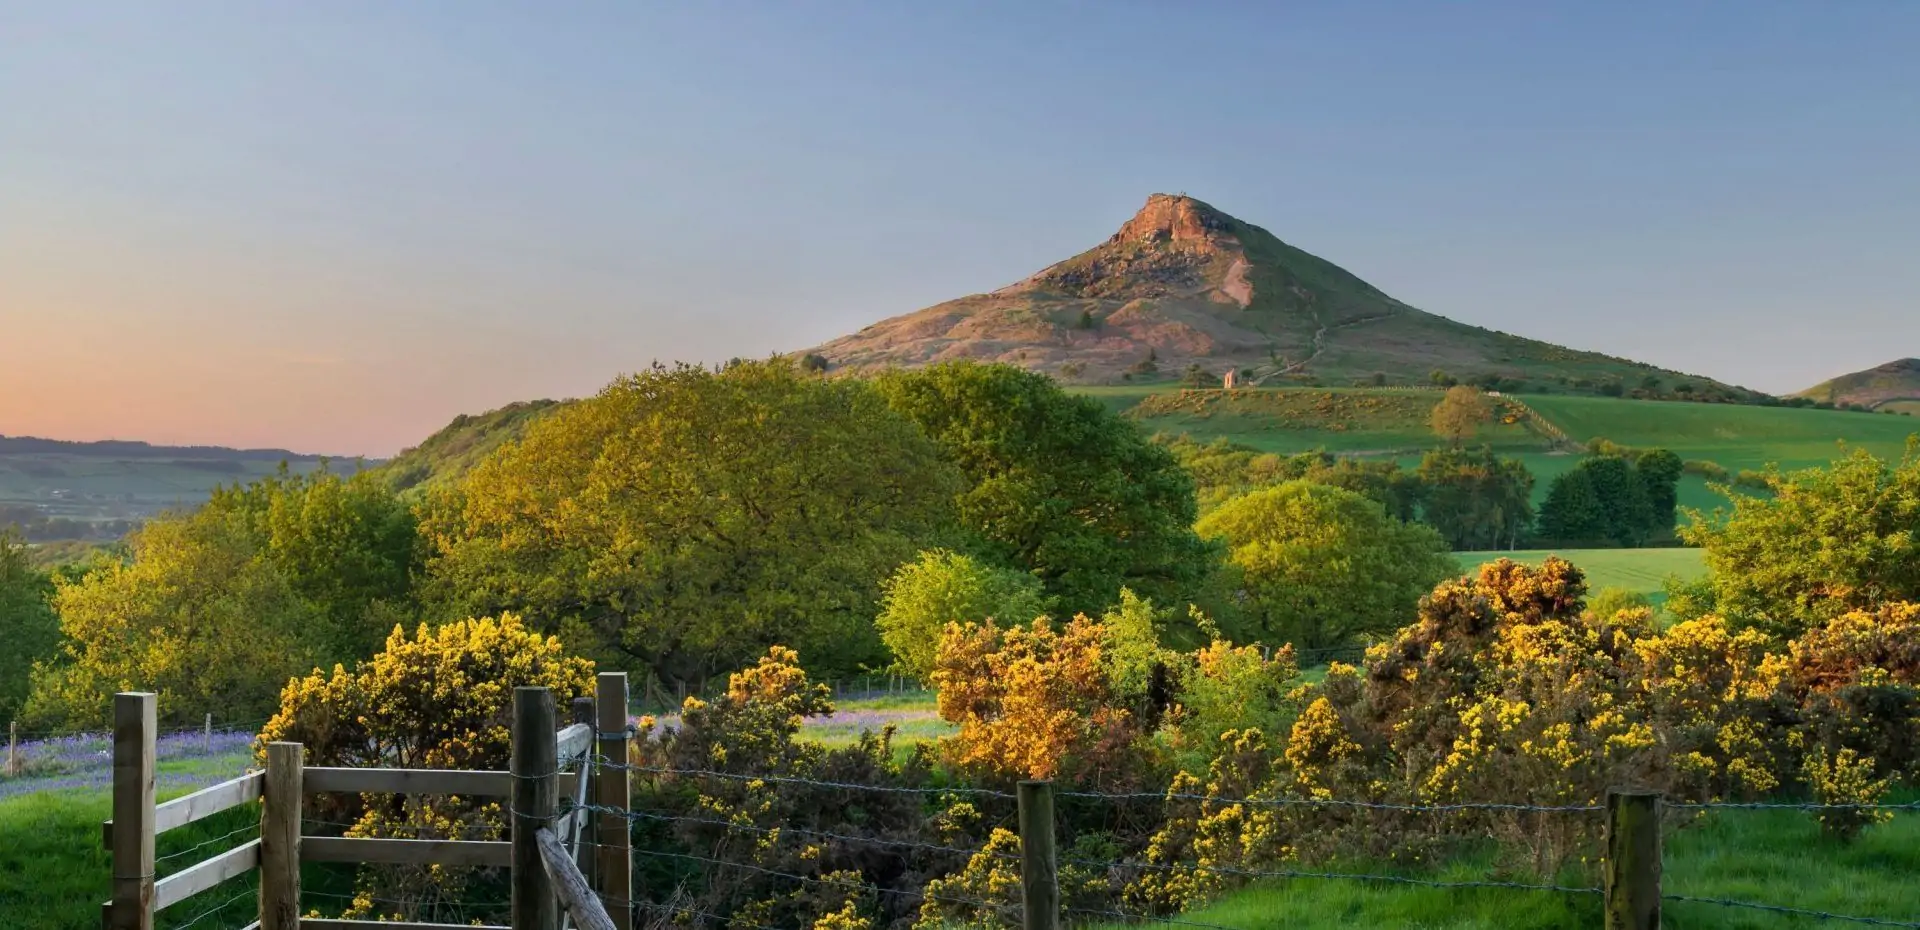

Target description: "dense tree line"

left=18, top=359, right=1878, bottom=732
left=1534, top=449, right=1683, bottom=547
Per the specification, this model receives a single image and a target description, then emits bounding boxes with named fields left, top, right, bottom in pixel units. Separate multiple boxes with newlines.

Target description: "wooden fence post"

left=1018, top=780, right=1058, bottom=930
left=203, top=713, right=212, bottom=755
left=109, top=692, right=156, bottom=930
left=595, top=672, right=633, bottom=930
left=1604, top=788, right=1661, bottom=930
left=514, top=687, right=561, bottom=930
left=260, top=742, right=303, bottom=930
left=6, top=720, right=16, bottom=775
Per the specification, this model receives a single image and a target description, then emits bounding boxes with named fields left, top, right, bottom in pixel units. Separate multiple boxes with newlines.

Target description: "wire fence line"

left=568, top=761, right=1920, bottom=930
left=1660, top=894, right=1920, bottom=929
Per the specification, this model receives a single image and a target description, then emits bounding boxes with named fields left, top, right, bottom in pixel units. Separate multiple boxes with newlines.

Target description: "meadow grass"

left=0, top=746, right=261, bottom=930
left=1519, top=395, right=1919, bottom=472
left=1455, top=548, right=1706, bottom=605
left=1085, top=799, right=1920, bottom=930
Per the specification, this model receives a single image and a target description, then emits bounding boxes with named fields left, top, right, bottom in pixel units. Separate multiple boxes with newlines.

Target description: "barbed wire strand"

left=599, top=758, right=1017, bottom=799
left=157, top=822, right=260, bottom=867
left=592, top=803, right=1018, bottom=862
left=158, top=884, right=256, bottom=930
left=1068, top=856, right=1602, bottom=897
left=1061, top=789, right=1603, bottom=813
left=626, top=845, right=1020, bottom=921
left=1668, top=799, right=1920, bottom=812
left=1064, top=904, right=1244, bottom=930
left=1663, top=893, right=1920, bottom=928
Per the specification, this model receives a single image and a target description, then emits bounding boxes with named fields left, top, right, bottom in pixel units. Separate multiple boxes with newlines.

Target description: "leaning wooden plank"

left=555, top=722, right=593, bottom=760
left=300, top=836, right=511, bottom=867
left=537, top=828, right=617, bottom=930
left=301, top=922, right=508, bottom=930
left=152, top=839, right=261, bottom=911
left=303, top=767, right=511, bottom=797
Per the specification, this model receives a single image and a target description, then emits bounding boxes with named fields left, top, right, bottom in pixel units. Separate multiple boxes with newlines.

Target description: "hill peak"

left=804, top=194, right=1749, bottom=399
left=1797, top=358, right=1920, bottom=409
left=1110, top=193, right=1238, bottom=246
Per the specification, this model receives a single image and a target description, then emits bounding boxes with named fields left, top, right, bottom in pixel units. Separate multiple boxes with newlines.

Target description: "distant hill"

left=0, top=434, right=328, bottom=462
left=0, top=434, right=342, bottom=540
left=1796, top=358, right=1920, bottom=410
left=807, top=193, right=1762, bottom=400
left=376, top=400, right=565, bottom=492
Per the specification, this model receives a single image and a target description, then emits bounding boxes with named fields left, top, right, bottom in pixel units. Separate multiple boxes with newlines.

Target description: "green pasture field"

left=1081, top=385, right=1913, bottom=513
left=0, top=748, right=262, bottom=930
left=1455, top=548, right=1706, bottom=605
left=1095, top=799, right=1920, bottom=929
left=1517, top=394, right=1918, bottom=473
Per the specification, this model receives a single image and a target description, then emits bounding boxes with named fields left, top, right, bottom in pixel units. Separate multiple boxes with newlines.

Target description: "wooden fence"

left=100, top=672, right=1679, bottom=930
left=99, top=674, right=635, bottom=930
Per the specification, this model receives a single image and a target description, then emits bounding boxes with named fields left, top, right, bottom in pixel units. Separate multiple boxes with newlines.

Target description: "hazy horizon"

left=5, top=2, right=1917, bottom=456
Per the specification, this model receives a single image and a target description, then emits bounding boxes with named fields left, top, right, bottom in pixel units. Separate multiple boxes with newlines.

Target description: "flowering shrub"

left=256, top=614, right=593, bottom=923
left=932, top=616, right=1149, bottom=786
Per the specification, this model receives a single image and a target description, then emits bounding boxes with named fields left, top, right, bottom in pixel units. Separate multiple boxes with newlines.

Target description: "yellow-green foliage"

left=876, top=549, right=1050, bottom=680
left=1197, top=480, right=1454, bottom=648
left=420, top=359, right=962, bottom=686
left=256, top=614, right=593, bottom=923
left=30, top=512, right=321, bottom=728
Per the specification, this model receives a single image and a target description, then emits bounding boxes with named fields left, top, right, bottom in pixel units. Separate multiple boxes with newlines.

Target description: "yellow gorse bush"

left=256, top=613, right=593, bottom=923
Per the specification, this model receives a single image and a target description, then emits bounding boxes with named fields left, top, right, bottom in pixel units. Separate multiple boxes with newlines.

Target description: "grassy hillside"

left=375, top=399, right=564, bottom=492
left=1796, top=358, right=1920, bottom=409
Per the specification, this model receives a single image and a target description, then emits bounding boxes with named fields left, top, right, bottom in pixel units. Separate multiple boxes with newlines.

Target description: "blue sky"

left=3, top=2, right=1917, bottom=454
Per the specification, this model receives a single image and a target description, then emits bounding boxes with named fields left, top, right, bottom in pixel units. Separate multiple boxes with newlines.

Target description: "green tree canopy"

left=1683, top=442, right=1920, bottom=638
left=29, top=510, right=322, bottom=728
left=0, top=532, right=59, bottom=723
left=875, top=362, right=1215, bottom=614
left=876, top=549, right=1051, bottom=679
left=23, top=466, right=417, bottom=728
left=1196, top=480, right=1455, bottom=649
left=1416, top=448, right=1535, bottom=550
left=421, top=360, right=962, bottom=689
left=1536, top=452, right=1674, bottom=548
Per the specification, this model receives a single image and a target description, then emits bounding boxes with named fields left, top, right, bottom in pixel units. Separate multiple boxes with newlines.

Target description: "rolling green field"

left=1083, top=385, right=1918, bottom=513
left=1456, top=547, right=1706, bottom=605
left=1518, top=394, right=1917, bottom=472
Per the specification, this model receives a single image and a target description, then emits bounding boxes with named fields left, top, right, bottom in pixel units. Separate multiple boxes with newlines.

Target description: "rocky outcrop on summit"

left=807, top=194, right=1752, bottom=398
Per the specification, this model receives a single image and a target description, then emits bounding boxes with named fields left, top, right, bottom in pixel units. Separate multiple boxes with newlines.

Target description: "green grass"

left=0, top=749, right=261, bottom=930
left=1455, top=548, right=1706, bottom=605
left=1115, top=387, right=1545, bottom=455
left=1518, top=395, right=1918, bottom=473
left=1124, top=801, right=1920, bottom=930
